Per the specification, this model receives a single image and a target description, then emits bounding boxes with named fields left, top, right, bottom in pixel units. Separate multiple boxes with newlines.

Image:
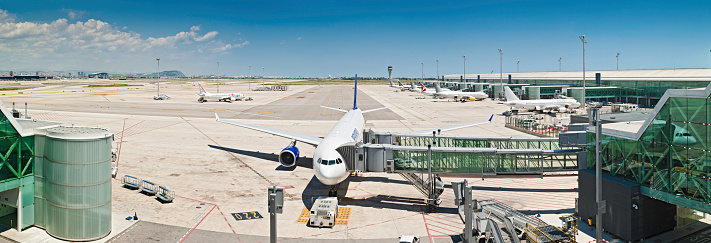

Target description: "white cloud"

left=0, top=9, right=16, bottom=23
left=0, top=8, right=248, bottom=72
left=296, top=37, right=302, bottom=41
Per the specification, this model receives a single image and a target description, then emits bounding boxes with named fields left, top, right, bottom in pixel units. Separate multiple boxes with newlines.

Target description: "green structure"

left=586, top=83, right=711, bottom=213
left=0, top=101, right=113, bottom=241
left=365, top=133, right=579, bottom=175
left=444, top=69, right=711, bottom=105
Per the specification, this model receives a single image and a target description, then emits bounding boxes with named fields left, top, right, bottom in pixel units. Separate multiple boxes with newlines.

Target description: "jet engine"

left=559, top=107, right=567, bottom=113
left=279, top=145, right=299, bottom=167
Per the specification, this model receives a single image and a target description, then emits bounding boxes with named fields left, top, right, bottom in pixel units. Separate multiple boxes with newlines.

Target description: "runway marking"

left=203, top=108, right=229, bottom=112
left=178, top=204, right=215, bottom=243
left=103, top=95, right=111, bottom=102
left=258, top=111, right=275, bottom=113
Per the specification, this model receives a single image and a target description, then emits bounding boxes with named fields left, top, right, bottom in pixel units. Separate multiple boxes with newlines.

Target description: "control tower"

left=387, top=66, right=393, bottom=80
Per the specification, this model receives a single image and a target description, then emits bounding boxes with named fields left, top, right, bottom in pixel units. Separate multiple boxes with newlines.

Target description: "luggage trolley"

left=157, top=186, right=175, bottom=203
left=122, top=175, right=141, bottom=190
left=140, top=180, right=159, bottom=195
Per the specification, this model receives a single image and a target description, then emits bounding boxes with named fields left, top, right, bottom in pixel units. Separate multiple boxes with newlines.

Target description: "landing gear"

left=328, top=185, right=337, bottom=197
left=198, top=97, right=205, bottom=103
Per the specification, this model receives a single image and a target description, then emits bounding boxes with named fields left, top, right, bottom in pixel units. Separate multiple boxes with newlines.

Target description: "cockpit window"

left=336, top=158, right=343, bottom=164
left=321, top=159, right=328, bottom=165
left=683, top=133, right=691, bottom=136
left=328, top=160, right=336, bottom=165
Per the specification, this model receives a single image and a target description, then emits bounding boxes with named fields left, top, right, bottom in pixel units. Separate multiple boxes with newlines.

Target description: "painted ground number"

left=232, top=211, right=263, bottom=221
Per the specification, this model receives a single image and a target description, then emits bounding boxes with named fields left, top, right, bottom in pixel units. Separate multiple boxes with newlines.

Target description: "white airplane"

left=503, top=86, right=580, bottom=113
left=432, top=83, right=488, bottom=101
left=643, top=120, right=697, bottom=146
left=215, top=75, right=493, bottom=196
left=198, top=83, right=245, bottom=103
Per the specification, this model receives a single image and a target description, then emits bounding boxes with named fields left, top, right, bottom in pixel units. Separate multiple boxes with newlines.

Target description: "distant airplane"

left=432, top=83, right=488, bottom=101
left=503, top=86, right=580, bottom=113
left=198, top=83, right=245, bottom=103
left=216, top=75, right=493, bottom=196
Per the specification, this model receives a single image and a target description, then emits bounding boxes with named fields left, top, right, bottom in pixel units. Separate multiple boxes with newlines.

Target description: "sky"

left=0, top=0, right=710, bottom=77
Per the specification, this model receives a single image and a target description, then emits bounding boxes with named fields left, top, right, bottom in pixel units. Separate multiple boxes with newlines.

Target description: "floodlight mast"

left=517, top=60, right=520, bottom=73
left=248, top=65, right=252, bottom=90
left=616, top=52, right=620, bottom=70
left=498, top=49, right=503, bottom=98
left=462, top=55, right=466, bottom=83
left=436, top=60, right=439, bottom=80
left=216, top=61, right=220, bottom=93
left=579, top=35, right=587, bottom=107
left=156, top=58, right=160, bottom=96
left=559, top=57, right=562, bottom=72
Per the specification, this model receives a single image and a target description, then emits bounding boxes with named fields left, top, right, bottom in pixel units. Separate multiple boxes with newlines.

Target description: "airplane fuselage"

left=312, top=108, right=365, bottom=185
left=504, top=99, right=580, bottom=111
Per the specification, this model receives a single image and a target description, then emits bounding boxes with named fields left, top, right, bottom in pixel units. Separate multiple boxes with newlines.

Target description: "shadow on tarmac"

left=207, top=144, right=313, bottom=169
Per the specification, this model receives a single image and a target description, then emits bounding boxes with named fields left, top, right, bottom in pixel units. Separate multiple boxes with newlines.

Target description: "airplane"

left=642, top=120, right=697, bottom=146
left=198, top=83, right=245, bottom=103
left=503, top=86, right=580, bottom=113
left=432, top=83, right=488, bottom=101
left=215, top=75, right=493, bottom=196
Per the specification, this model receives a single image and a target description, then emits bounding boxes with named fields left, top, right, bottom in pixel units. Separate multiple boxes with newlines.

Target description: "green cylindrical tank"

left=43, top=127, right=112, bottom=241
left=493, top=85, right=504, bottom=98
left=528, top=86, right=541, bottom=100
left=568, top=89, right=584, bottom=105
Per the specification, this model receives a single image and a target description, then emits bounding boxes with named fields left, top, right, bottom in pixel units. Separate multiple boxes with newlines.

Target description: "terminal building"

left=571, top=83, right=711, bottom=241
left=442, top=68, right=711, bottom=106
left=0, top=102, right=113, bottom=241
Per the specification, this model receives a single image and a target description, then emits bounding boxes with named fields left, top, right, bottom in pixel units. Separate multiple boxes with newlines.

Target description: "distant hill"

left=129, top=70, right=185, bottom=78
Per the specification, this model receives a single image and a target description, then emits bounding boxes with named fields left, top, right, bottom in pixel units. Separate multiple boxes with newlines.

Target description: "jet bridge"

left=337, top=131, right=581, bottom=212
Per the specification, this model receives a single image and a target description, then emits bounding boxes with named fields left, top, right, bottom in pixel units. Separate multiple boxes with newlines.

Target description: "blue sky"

left=1, top=0, right=710, bottom=77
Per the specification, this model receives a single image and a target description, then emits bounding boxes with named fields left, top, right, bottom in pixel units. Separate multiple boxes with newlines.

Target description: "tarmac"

left=0, top=79, right=694, bottom=243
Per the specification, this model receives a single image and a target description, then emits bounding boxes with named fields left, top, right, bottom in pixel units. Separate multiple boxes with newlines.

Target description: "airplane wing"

left=401, top=114, right=494, bottom=135
left=215, top=113, right=323, bottom=146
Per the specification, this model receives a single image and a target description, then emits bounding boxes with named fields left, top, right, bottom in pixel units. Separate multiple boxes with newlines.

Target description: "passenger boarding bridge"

left=338, top=130, right=585, bottom=212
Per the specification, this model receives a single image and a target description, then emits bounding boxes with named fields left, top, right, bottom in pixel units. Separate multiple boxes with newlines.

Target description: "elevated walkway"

left=341, top=131, right=582, bottom=212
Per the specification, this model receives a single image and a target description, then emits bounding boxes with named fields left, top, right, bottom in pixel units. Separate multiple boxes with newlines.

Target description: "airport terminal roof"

left=445, top=68, right=711, bottom=81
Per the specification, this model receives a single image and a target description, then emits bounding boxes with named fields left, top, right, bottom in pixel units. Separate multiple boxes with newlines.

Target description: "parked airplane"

left=503, top=86, right=580, bottom=113
left=432, top=83, right=488, bottom=101
left=216, top=75, right=493, bottom=196
left=198, top=83, right=245, bottom=103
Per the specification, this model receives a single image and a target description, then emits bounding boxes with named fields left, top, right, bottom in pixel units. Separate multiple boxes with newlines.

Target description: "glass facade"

left=0, top=113, right=34, bottom=183
left=587, top=95, right=711, bottom=213
left=448, top=78, right=710, bottom=99
left=391, top=135, right=577, bottom=173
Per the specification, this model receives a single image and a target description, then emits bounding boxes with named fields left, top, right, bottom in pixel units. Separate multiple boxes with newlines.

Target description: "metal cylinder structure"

left=42, top=126, right=112, bottom=241
left=527, top=86, right=541, bottom=100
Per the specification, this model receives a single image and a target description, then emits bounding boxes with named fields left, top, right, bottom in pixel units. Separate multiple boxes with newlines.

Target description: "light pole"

left=248, top=65, right=252, bottom=91
left=156, top=58, right=160, bottom=96
left=262, top=67, right=265, bottom=86
left=498, top=49, right=503, bottom=98
left=421, top=62, right=424, bottom=82
left=559, top=57, right=562, bottom=72
left=462, top=55, right=466, bottom=83
left=517, top=60, right=520, bottom=73
left=616, top=52, right=620, bottom=70
left=436, top=60, right=439, bottom=80
left=216, top=61, right=220, bottom=93
left=579, top=35, right=587, bottom=107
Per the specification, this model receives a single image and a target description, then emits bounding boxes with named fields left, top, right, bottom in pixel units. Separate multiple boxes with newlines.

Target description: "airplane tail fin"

left=353, top=74, right=358, bottom=110
left=434, top=82, right=442, bottom=93
left=398, top=81, right=403, bottom=87
left=199, top=83, right=207, bottom=95
left=504, top=86, right=519, bottom=101
left=420, top=83, right=426, bottom=92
